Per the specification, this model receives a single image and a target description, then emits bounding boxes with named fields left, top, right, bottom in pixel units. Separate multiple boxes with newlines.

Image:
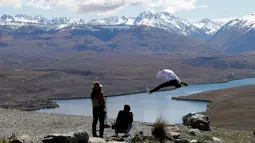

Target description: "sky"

left=0, top=0, right=254, bottom=22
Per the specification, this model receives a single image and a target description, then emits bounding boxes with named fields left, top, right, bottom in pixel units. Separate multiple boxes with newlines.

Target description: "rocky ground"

left=1, top=108, right=255, bottom=143
left=0, top=108, right=152, bottom=143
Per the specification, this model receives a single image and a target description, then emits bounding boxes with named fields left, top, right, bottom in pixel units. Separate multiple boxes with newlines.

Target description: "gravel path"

left=0, top=108, right=152, bottom=143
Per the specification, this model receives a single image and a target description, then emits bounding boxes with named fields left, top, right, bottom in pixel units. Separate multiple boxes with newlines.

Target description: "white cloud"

left=25, top=0, right=58, bottom=9
left=0, top=0, right=22, bottom=8
left=66, top=0, right=126, bottom=13
left=147, top=0, right=197, bottom=13
left=0, top=0, right=202, bottom=14
left=0, top=0, right=20, bottom=5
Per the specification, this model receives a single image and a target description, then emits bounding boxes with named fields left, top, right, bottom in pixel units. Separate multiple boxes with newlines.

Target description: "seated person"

left=113, top=105, right=133, bottom=137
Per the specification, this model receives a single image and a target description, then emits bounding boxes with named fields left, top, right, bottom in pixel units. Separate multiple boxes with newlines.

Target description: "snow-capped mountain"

left=86, top=11, right=208, bottom=38
left=49, top=17, right=85, bottom=25
left=0, top=12, right=234, bottom=39
left=193, top=18, right=224, bottom=35
left=209, top=14, right=255, bottom=53
left=1, top=14, right=15, bottom=21
left=134, top=11, right=208, bottom=38
left=15, top=14, right=38, bottom=23
left=220, top=14, right=255, bottom=33
left=0, top=14, right=85, bottom=26
left=87, top=16, right=135, bottom=25
left=1, top=12, right=255, bottom=54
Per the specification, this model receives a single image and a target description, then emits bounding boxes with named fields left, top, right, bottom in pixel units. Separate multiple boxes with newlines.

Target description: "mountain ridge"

left=0, top=11, right=228, bottom=38
left=0, top=24, right=217, bottom=56
left=2, top=12, right=255, bottom=54
left=208, top=14, right=255, bottom=53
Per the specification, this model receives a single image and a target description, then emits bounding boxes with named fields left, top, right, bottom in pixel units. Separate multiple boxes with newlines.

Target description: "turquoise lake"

left=38, top=78, right=255, bottom=123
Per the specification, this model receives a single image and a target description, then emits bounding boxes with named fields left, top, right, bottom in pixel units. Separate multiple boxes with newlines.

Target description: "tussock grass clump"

left=0, top=133, right=17, bottom=143
left=151, top=116, right=169, bottom=142
left=0, top=139, right=9, bottom=143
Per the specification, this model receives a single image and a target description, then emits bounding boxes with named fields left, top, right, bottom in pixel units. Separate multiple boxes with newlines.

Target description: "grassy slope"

left=173, top=85, right=255, bottom=131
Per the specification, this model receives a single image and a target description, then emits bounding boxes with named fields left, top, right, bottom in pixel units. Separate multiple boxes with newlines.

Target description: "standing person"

left=91, top=81, right=106, bottom=138
left=146, top=69, right=188, bottom=94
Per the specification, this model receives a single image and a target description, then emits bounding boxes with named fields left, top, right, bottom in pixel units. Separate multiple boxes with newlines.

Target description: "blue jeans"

left=115, top=123, right=132, bottom=134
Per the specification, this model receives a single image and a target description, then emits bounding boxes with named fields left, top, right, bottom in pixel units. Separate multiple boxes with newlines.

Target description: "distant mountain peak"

left=209, top=14, right=255, bottom=53
left=199, top=18, right=213, bottom=23
left=221, top=14, right=255, bottom=33
left=158, top=12, right=172, bottom=16
left=193, top=18, right=225, bottom=35
left=1, top=14, right=14, bottom=21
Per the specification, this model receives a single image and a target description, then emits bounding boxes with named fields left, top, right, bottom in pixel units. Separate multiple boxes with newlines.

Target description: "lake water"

left=38, top=78, right=255, bottom=124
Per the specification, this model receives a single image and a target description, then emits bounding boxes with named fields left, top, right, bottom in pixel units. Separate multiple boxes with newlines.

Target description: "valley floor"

left=1, top=53, right=255, bottom=111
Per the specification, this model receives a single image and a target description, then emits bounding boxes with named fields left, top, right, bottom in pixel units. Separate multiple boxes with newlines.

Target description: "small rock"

left=212, top=137, right=225, bottom=143
left=89, top=137, right=125, bottom=143
left=131, top=131, right=144, bottom=142
left=168, top=126, right=180, bottom=132
left=189, top=129, right=201, bottom=136
left=189, top=139, right=198, bottom=143
left=174, top=139, right=189, bottom=143
left=168, top=131, right=181, bottom=139
left=163, top=141, right=174, bottom=143
left=10, top=134, right=31, bottom=143
left=74, top=131, right=90, bottom=143
left=165, top=127, right=181, bottom=140
left=89, top=137, right=106, bottom=143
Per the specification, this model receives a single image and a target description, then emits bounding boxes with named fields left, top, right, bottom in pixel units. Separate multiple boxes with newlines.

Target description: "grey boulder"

left=42, top=130, right=89, bottom=143
left=182, top=113, right=211, bottom=131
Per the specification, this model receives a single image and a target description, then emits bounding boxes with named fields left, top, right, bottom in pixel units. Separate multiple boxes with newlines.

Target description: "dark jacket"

left=115, top=110, right=133, bottom=130
left=90, top=89, right=105, bottom=108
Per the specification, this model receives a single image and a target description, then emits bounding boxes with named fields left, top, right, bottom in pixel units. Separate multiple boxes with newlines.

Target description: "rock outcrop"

left=10, top=135, right=31, bottom=143
left=182, top=113, right=211, bottom=131
left=188, top=129, right=201, bottom=136
left=42, top=130, right=89, bottom=143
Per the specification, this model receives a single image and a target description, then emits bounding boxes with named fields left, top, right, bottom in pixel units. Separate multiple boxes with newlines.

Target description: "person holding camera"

left=112, top=104, right=133, bottom=137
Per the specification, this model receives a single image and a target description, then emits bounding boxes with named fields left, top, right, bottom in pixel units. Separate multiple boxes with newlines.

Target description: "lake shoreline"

left=48, top=76, right=255, bottom=101
left=171, top=97, right=213, bottom=112
left=2, top=76, right=255, bottom=111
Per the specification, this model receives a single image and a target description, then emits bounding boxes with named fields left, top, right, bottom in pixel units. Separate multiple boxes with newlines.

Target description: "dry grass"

left=203, top=127, right=255, bottom=143
left=173, top=85, right=255, bottom=131
left=151, top=116, right=169, bottom=142
left=0, top=133, right=17, bottom=143
left=152, top=116, right=169, bottom=128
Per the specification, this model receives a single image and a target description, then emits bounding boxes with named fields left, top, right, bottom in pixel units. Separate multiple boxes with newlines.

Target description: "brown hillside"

left=173, top=85, right=255, bottom=130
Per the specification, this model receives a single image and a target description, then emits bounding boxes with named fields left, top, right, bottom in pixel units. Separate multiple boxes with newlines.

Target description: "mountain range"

left=0, top=11, right=226, bottom=38
left=1, top=11, right=255, bottom=54
left=0, top=25, right=216, bottom=56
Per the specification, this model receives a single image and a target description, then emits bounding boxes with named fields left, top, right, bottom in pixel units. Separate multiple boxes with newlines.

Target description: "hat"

left=92, top=81, right=103, bottom=89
